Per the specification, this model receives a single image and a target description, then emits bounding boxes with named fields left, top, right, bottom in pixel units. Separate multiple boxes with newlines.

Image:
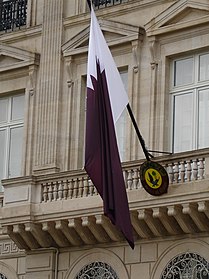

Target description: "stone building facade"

left=0, top=0, right=209, bottom=278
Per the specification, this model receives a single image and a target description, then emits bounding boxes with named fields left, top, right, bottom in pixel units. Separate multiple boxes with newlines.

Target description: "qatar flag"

left=84, top=7, right=134, bottom=249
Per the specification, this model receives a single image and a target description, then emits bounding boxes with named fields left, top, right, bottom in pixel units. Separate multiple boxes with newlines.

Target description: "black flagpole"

left=126, top=104, right=151, bottom=161
left=87, top=0, right=91, bottom=9
left=86, top=0, right=151, bottom=161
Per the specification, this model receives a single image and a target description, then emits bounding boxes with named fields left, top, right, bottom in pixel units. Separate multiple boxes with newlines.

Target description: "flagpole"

left=87, top=0, right=151, bottom=161
left=87, top=0, right=91, bottom=9
left=126, top=104, right=151, bottom=161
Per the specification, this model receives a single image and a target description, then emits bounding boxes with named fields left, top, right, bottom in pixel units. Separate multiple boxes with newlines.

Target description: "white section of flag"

left=87, top=8, right=129, bottom=124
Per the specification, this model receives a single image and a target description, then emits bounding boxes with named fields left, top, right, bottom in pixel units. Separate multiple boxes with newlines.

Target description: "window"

left=161, top=252, right=209, bottom=279
left=75, top=262, right=119, bottom=279
left=92, top=0, right=128, bottom=9
left=0, top=94, right=24, bottom=189
left=170, top=52, right=209, bottom=153
left=0, top=0, right=28, bottom=32
left=115, top=69, right=128, bottom=161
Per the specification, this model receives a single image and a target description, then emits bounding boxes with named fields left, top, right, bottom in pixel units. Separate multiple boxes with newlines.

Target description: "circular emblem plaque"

left=140, top=161, right=169, bottom=196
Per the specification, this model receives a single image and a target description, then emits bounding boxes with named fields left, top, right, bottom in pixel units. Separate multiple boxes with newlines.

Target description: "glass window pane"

left=11, top=95, right=25, bottom=121
left=115, top=70, right=128, bottom=161
left=9, top=126, right=23, bottom=178
left=116, top=109, right=127, bottom=161
left=0, top=129, right=6, bottom=189
left=0, top=98, right=8, bottom=123
left=173, top=93, right=193, bottom=152
left=174, top=58, right=193, bottom=86
left=199, top=54, right=209, bottom=81
left=198, top=88, right=209, bottom=148
left=120, top=70, right=128, bottom=92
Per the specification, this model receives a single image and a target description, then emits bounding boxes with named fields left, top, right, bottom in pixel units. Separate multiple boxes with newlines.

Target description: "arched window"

left=75, top=261, right=119, bottom=279
left=0, top=273, right=8, bottom=279
left=161, top=252, right=209, bottom=279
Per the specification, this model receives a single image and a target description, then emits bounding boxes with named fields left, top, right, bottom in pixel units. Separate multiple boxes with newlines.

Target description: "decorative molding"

left=149, top=38, right=159, bottom=70
left=132, top=40, right=140, bottom=73
left=64, top=248, right=129, bottom=279
left=145, top=0, right=209, bottom=37
left=0, top=241, right=23, bottom=256
left=62, top=19, right=144, bottom=57
left=0, top=43, right=39, bottom=73
left=65, top=56, right=74, bottom=87
left=28, top=65, right=38, bottom=96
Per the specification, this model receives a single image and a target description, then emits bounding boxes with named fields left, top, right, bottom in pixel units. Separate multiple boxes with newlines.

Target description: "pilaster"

left=33, top=0, right=63, bottom=174
left=129, top=38, right=143, bottom=160
left=148, top=36, right=160, bottom=152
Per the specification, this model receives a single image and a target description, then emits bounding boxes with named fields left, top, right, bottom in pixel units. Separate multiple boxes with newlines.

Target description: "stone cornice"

left=63, top=0, right=174, bottom=28
left=145, top=0, right=209, bottom=37
left=0, top=25, right=42, bottom=44
left=0, top=43, right=40, bottom=73
left=62, top=19, right=144, bottom=57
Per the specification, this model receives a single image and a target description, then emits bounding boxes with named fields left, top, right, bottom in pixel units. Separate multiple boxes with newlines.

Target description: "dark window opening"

left=0, top=0, right=27, bottom=32
left=92, top=0, right=127, bottom=9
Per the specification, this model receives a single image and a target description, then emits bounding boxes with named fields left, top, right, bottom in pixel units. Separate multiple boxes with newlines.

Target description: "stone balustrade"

left=40, top=149, right=208, bottom=202
left=1, top=149, right=209, bottom=250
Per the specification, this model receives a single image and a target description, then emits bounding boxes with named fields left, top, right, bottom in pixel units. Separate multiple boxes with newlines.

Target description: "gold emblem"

left=145, top=168, right=162, bottom=189
left=140, top=161, right=169, bottom=196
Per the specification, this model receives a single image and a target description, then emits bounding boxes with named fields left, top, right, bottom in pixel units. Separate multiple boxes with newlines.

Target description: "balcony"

left=0, top=0, right=27, bottom=32
left=92, top=0, right=128, bottom=9
left=1, top=149, right=209, bottom=250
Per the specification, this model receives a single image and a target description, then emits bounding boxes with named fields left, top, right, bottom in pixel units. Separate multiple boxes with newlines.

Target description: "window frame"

left=169, top=51, right=209, bottom=153
left=0, top=93, right=25, bottom=187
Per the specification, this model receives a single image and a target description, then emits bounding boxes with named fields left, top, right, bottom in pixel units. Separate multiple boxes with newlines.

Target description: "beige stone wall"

left=0, top=0, right=177, bottom=177
left=1, top=236, right=209, bottom=278
left=0, top=236, right=25, bottom=279
left=32, top=237, right=209, bottom=279
left=1, top=0, right=209, bottom=278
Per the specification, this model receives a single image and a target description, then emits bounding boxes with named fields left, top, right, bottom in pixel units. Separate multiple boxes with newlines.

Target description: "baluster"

left=88, top=178, right=94, bottom=196
left=83, top=176, right=89, bottom=197
left=186, top=160, right=192, bottom=181
left=48, top=183, right=53, bottom=202
left=58, top=181, right=63, bottom=200
left=132, top=168, right=139, bottom=189
left=68, top=179, right=73, bottom=199
left=123, top=170, right=128, bottom=189
left=53, top=182, right=58, bottom=201
left=63, top=180, right=69, bottom=199
left=168, top=163, right=174, bottom=184
left=193, top=159, right=198, bottom=180
left=42, top=184, right=48, bottom=202
left=174, top=162, right=179, bottom=183
left=199, top=158, right=204, bottom=180
left=73, top=179, right=79, bottom=198
left=95, top=188, right=98, bottom=195
left=127, top=170, right=133, bottom=190
left=93, top=181, right=98, bottom=195
left=180, top=161, right=185, bottom=183
left=78, top=177, right=84, bottom=198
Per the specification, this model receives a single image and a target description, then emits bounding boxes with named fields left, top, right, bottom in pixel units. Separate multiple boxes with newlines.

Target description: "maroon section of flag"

left=85, top=60, right=134, bottom=249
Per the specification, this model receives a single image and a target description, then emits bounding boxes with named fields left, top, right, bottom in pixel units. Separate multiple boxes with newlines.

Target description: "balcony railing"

left=92, top=0, right=127, bottom=9
left=1, top=149, right=209, bottom=250
left=0, top=0, right=27, bottom=32
left=41, top=149, right=207, bottom=202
